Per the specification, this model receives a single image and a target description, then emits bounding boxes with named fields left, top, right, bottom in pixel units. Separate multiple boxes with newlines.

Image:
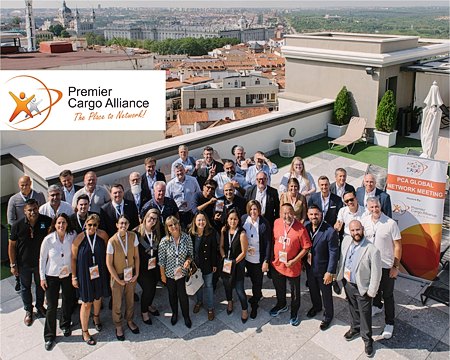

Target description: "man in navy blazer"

left=244, top=171, right=279, bottom=227
left=304, top=205, right=340, bottom=330
left=308, top=176, right=343, bottom=226
left=124, top=172, right=150, bottom=214
left=330, top=168, right=355, bottom=199
left=356, top=173, right=392, bottom=217
left=141, top=157, right=166, bottom=202
left=100, top=184, right=139, bottom=237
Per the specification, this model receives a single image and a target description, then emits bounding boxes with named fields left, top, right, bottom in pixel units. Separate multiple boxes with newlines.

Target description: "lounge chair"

left=435, top=136, right=450, bottom=163
left=440, top=105, right=449, bottom=129
left=328, top=116, right=367, bottom=153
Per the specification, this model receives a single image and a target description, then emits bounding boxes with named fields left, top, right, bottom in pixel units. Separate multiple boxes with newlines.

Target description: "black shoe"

left=127, top=323, right=140, bottom=334
left=36, top=306, right=46, bottom=318
left=15, top=277, right=21, bottom=292
left=365, top=342, right=374, bottom=357
left=44, top=340, right=55, bottom=351
left=149, top=308, right=160, bottom=316
left=344, top=328, right=360, bottom=341
left=250, top=304, right=258, bottom=319
left=332, top=281, right=342, bottom=295
left=142, top=314, right=152, bottom=325
left=62, top=327, right=72, bottom=337
left=171, top=314, right=178, bottom=326
left=306, top=307, right=320, bottom=318
left=92, top=314, right=102, bottom=332
left=184, top=317, right=192, bottom=328
left=134, top=293, right=139, bottom=302
left=320, top=320, right=331, bottom=331
left=116, top=329, right=125, bottom=341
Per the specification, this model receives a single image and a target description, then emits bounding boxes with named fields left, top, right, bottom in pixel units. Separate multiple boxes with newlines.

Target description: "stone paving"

left=1, top=154, right=448, bottom=360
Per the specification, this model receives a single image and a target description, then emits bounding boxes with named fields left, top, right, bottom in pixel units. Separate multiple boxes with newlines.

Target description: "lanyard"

left=155, top=202, right=165, bottom=224
left=172, top=236, right=180, bottom=266
left=77, top=213, right=86, bottom=231
left=87, top=189, right=95, bottom=211
left=283, top=221, right=294, bottom=250
left=20, top=190, right=34, bottom=202
left=228, top=231, right=238, bottom=258
left=145, top=231, right=154, bottom=257
left=371, top=219, right=380, bottom=245
left=86, top=232, right=97, bottom=265
left=117, top=232, right=129, bottom=267
left=309, top=220, right=324, bottom=242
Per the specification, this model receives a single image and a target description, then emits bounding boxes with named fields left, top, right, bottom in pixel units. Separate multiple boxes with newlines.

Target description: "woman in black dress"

left=71, top=214, right=109, bottom=345
left=134, top=208, right=162, bottom=325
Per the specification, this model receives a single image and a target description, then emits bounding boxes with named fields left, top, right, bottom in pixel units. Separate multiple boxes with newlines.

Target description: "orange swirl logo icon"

left=4, top=75, right=63, bottom=130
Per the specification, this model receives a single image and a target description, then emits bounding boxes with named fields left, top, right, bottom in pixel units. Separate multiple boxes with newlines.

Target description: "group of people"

left=7, top=144, right=401, bottom=357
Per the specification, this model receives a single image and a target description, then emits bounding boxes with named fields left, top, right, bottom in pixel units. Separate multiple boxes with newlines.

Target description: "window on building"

left=255, top=78, right=260, bottom=85
left=235, top=97, right=241, bottom=107
left=188, top=99, right=195, bottom=109
left=212, top=98, right=218, bottom=108
left=241, top=81, right=246, bottom=87
left=271, top=93, right=275, bottom=100
left=224, top=97, right=229, bottom=108
left=385, top=76, right=398, bottom=99
left=200, top=98, right=206, bottom=109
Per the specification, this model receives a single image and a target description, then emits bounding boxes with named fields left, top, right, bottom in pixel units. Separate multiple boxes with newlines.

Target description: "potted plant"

left=328, top=86, right=352, bottom=138
left=374, top=90, right=398, bottom=147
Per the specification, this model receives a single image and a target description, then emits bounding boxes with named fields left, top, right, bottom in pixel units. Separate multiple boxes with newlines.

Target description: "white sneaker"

left=371, top=306, right=383, bottom=317
left=382, top=324, right=394, bottom=339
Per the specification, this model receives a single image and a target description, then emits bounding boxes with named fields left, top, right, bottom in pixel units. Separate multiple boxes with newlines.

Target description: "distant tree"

left=60, top=29, right=70, bottom=38
left=12, top=16, right=21, bottom=26
left=49, top=24, right=64, bottom=37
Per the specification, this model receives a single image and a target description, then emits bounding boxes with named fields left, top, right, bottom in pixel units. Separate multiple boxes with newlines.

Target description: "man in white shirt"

left=356, top=173, right=392, bottom=217
left=334, top=190, right=366, bottom=239
left=171, top=144, right=196, bottom=178
left=245, top=151, right=278, bottom=186
left=213, top=159, right=249, bottom=198
left=59, top=169, right=81, bottom=205
left=72, top=171, right=110, bottom=214
left=330, top=168, right=355, bottom=199
left=361, top=197, right=402, bottom=340
left=39, top=185, right=74, bottom=218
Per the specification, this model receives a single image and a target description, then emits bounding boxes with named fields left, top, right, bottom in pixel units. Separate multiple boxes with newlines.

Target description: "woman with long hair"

left=278, top=156, right=316, bottom=198
left=189, top=211, right=218, bottom=321
left=220, top=209, right=249, bottom=323
left=135, top=208, right=162, bottom=325
left=39, top=213, right=77, bottom=351
left=279, top=178, right=307, bottom=223
left=71, top=214, right=109, bottom=346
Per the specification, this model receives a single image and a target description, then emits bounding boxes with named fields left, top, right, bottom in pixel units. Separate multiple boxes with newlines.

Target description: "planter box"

left=279, top=139, right=296, bottom=158
left=373, top=129, right=398, bottom=148
left=327, top=123, right=348, bottom=139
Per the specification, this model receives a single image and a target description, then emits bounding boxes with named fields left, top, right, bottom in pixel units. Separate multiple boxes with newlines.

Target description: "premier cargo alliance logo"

left=4, top=75, right=63, bottom=130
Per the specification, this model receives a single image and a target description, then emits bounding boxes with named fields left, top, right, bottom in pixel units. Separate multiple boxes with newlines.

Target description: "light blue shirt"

left=171, top=157, right=196, bottom=178
left=213, top=172, right=250, bottom=197
left=246, top=163, right=278, bottom=186
left=166, top=175, right=201, bottom=213
left=344, top=238, right=366, bottom=283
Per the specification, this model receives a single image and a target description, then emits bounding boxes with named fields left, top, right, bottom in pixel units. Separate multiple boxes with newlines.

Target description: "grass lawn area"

left=270, top=136, right=423, bottom=169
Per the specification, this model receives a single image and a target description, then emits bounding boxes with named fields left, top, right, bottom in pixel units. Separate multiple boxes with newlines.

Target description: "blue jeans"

left=196, top=272, right=214, bottom=310
left=19, top=265, right=44, bottom=312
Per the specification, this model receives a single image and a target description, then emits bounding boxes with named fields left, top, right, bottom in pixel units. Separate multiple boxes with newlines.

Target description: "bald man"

left=72, top=171, right=110, bottom=213
left=355, top=174, right=392, bottom=217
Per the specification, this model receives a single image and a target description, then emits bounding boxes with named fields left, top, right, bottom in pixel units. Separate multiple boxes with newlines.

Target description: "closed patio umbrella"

left=420, top=81, right=443, bottom=159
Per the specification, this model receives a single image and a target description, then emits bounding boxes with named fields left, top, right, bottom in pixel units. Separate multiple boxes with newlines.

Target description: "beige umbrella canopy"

left=420, top=81, right=443, bottom=159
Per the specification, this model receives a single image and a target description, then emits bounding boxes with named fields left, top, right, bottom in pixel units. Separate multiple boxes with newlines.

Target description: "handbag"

left=185, top=261, right=204, bottom=296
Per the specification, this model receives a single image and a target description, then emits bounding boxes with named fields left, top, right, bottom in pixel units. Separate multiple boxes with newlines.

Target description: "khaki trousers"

left=111, top=279, right=136, bottom=327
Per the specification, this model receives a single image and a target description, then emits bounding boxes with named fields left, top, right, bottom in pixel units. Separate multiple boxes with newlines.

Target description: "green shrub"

left=333, top=86, right=352, bottom=125
left=376, top=90, right=397, bottom=132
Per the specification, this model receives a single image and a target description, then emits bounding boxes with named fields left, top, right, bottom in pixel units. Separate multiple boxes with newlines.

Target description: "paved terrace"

left=1, top=154, right=448, bottom=360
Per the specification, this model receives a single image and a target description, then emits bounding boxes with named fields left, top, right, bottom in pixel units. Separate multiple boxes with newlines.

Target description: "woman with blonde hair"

left=135, top=208, right=162, bottom=325
left=279, top=178, right=307, bottom=223
left=278, top=156, right=316, bottom=198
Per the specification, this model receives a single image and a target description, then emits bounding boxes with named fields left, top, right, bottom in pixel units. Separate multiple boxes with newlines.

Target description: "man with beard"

left=39, top=185, right=74, bottom=218
left=59, top=169, right=82, bottom=204
left=308, top=176, right=343, bottom=227
left=193, top=146, right=224, bottom=188
left=213, top=182, right=246, bottom=229
left=194, top=179, right=218, bottom=222
left=232, top=145, right=253, bottom=177
left=213, top=159, right=249, bottom=198
left=72, top=171, right=110, bottom=214
left=69, top=194, right=95, bottom=234
left=124, top=171, right=150, bottom=214
left=337, top=220, right=382, bottom=358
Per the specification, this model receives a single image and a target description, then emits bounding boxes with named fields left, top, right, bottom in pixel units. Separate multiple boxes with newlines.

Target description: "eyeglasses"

left=167, top=223, right=177, bottom=227
left=344, top=198, right=355, bottom=204
left=205, top=186, right=215, bottom=190
left=86, top=223, right=98, bottom=227
left=149, top=217, right=158, bottom=221
left=256, top=178, right=266, bottom=182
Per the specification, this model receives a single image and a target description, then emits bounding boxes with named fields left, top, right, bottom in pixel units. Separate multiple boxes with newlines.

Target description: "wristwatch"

left=10, top=263, right=16, bottom=268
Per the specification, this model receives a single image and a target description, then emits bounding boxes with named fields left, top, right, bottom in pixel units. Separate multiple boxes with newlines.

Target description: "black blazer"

left=356, top=187, right=392, bottom=218
left=307, top=192, right=343, bottom=226
left=99, top=199, right=140, bottom=237
left=244, top=185, right=280, bottom=227
left=304, top=221, right=340, bottom=276
left=241, top=214, right=272, bottom=264
left=193, top=160, right=224, bottom=188
left=190, top=230, right=218, bottom=275
left=124, top=189, right=150, bottom=213
left=141, top=171, right=166, bottom=202
left=61, top=185, right=82, bottom=202
left=329, top=182, right=355, bottom=198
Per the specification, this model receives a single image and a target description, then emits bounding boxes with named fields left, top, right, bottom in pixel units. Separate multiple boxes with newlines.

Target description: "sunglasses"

left=86, top=223, right=98, bottom=227
left=149, top=217, right=158, bottom=221
left=344, top=198, right=355, bottom=204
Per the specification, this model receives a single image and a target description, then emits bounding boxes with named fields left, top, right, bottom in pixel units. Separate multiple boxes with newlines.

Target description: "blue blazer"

left=304, top=221, right=339, bottom=276
left=241, top=214, right=272, bottom=264
left=307, top=192, right=343, bottom=226
left=355, top=187, right=392, bottom=218
left=329, top=182, right=355, bottom=197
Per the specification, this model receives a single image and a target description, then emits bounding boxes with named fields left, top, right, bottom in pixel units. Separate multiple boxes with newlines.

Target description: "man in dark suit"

left=304, top=205, right=340, bottom=331
left=100, top=184, right=139, bottom=237
left=141, top=157, right=166, bottom=202
left=330, top=168, right=355, bottom=200
left=356, top=173, right=392, bottom=217
left=193, top=146, right=224, bottom=188
left=59, top=169, right=82, bottom=205
left=245, top=171, right=279, bottom=227
left=124, top=171, right=150, bottom=214
left=308, top=176, right=343, bottom=226
left=213, top=182, right=246, bottom=230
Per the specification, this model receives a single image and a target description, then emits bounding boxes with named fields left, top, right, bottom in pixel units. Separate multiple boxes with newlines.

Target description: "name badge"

left=124, top=266, right=133, bottom=282
left=247, top=246, right=256, bottom=256
left=148, top=257, right=156, bottom=270
left=174, top=266, right=183, bottom=280
left=222, top=259, right=233, bottom=274
left=344, top=267, right=351, bottom=282
left=89, top=265, right=100, bottom=280
left=59, top=265, right=69, bottom=278
left=307, top=252, right=312, bottom=266
left=279, top=251, right=288, bottom=264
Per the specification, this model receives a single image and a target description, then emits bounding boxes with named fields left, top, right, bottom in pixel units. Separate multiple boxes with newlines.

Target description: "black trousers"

left=305, top=266, right=334, bottom=322
left=344, top=281, right=373, bottom=345
left=246, top=261, right=263, bottom=305
left=373, top=268, right=395, bottom=325
left=166, top=277, right=189, bottom=319
left=272, top=269, right=301, bottom=318
left=179, top=211, right=193, bottom=231
left=19, top=265, right=44, bottom=312
left=137, top=268, right=159, bottom=313
left=44, top=275, right=74, bottom=341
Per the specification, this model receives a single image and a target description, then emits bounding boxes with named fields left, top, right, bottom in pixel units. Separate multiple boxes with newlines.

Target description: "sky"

left=2, top=0, right=449, bottom=8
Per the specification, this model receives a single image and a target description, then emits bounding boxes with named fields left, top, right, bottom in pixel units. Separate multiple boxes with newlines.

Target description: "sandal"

left=82, top=330, right=96, bottom=346
left=93, top=314, right=102, bottom=332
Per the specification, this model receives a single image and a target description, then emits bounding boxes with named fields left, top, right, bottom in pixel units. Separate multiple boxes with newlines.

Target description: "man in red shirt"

left=270, top=203, right=312, bottom=326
